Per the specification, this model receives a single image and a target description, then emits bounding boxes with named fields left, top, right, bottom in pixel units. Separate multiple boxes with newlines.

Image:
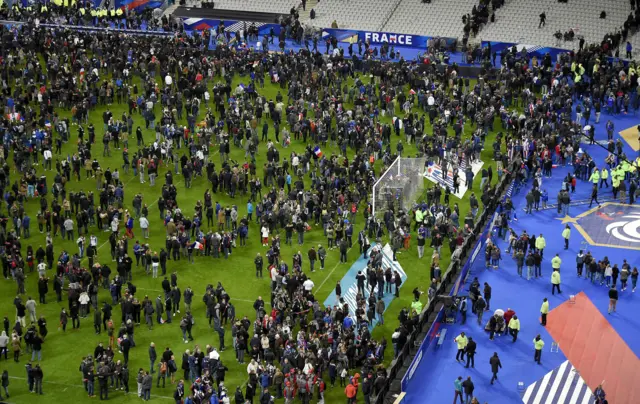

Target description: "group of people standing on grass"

left=0, top=7, right=457, bottom=404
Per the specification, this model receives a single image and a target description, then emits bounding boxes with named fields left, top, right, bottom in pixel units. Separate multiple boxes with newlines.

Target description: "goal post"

left=372, top=156, right=428, bottom=218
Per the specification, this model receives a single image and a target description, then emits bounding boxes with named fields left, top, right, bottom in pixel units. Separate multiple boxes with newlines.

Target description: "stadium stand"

left=210, top=0, right=300, bottom=14
left=630, top=31, right=640, bottom=58
left=310, top=0, right=402, bottom=31
left=479, top=0, right=630, bottom=47
left=306, top=0, right=635, bottom=54
left=381, top=0, right=477, bottom=38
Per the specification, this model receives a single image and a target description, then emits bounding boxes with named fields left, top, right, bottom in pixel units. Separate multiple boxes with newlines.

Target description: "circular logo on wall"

left=605, top=214, right=640, bottom=243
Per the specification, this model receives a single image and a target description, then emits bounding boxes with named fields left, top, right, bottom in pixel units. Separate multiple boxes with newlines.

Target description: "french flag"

left=191, top=241, right=204, bottom=250
left=313, top=146, right=323, bottom=158
left=7, top=112, right=22, bottom=122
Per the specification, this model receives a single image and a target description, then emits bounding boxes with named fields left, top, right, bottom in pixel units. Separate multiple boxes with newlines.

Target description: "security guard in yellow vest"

left=612, top=173, right=620, bottom=199
left=589, top=168, right=600, bottom=185
left=533, top=335, right=545, bottom=364
left=600, top=167, right=609, bottom=188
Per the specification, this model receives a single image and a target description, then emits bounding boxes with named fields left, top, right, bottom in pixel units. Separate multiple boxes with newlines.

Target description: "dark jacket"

left=462, top=378, right=474, bottom=395
left=465, top=340, right=476, bottom=355
left=490, top=355, right=502, bottom=373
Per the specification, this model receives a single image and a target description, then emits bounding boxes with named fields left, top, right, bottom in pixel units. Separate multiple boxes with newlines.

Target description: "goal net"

left=372, top=157, right=427, bottom=218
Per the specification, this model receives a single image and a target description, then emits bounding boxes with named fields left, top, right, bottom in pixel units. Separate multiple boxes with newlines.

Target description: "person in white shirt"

left=111, top=217, right=119, bottom=233
left=77, top=236, right=85, bottom=258
left=261, top=226, right=269, bottom=246
left=37, top=262, right=47, bottom=277
left=303, top=278, right=314, bottom=292
left=43, top=149, right=52, bottom=170
left=270, top=266, right=279, bottom=290
left=165, top=74, right=173, bottom=88
left=90, top=235, right=98, bottom=248
left=140, top=217, right=149, bottom=239
left=246, top=359, right=258, bottom=375
left=209, top=348, right=219, bottom=361
left=78, top=291, right=91, bottom=317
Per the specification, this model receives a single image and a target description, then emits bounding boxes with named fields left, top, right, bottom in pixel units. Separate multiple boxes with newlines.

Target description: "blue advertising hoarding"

left=176, top=20, right=456, bottom=51
left=181, top=18, right=280, bottom=35
left=481, top=41, right=570, bottom=62
left=321, top=28, right=456, bottom=49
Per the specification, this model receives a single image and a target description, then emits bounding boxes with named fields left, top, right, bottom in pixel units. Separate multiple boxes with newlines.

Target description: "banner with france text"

left=323, top=243, right=407, bottom=330
left=320, top=28, right=456, bottom=50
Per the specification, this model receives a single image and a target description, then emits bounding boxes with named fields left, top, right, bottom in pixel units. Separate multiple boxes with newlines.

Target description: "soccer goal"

left=372, top=156, right=427, bottom=218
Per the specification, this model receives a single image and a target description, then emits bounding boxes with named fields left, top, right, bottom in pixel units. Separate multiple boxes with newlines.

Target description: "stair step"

left=298, top=0, right=319, bottom=21
left=164, top=4, right=180, bottom=18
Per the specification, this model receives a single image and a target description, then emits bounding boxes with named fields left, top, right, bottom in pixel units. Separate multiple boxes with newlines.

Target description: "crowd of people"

left=449, top=28, right=639, bottom=404
left=0, top=3, right=499, bottom=404
left=0, top=1, right=637, bottom=404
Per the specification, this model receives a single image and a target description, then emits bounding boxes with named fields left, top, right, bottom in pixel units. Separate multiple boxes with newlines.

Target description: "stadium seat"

left=307, top=0, right=401, bottom=31
left=302, top=0, right=631, bottom=51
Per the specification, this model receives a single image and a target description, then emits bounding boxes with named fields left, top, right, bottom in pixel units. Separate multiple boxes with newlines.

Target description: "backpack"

left=160, top=361, right=167, bottom=375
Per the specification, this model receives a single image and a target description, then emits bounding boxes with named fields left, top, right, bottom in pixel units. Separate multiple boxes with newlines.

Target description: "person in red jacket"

left=504, top=308, right=516, bottom=325
left=345, top=380, right=357, bottom=403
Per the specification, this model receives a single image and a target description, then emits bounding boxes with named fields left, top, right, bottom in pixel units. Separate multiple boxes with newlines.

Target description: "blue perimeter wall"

left=179, top=17, right=570, bottom=61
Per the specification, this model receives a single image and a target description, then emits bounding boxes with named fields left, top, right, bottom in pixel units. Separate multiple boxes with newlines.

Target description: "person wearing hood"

left=141, top=370, right=152, bottom=401
left=11, top=334, right=21, bottom=362
left=234, top=385, right=244, bottom=403
left=344, top=373, right=358, bottom=403
left=0, top=331, right=8, bottom=360
left=25, top=297, right=37, bottom=324
left=60, top=308, right=68, bottom=332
